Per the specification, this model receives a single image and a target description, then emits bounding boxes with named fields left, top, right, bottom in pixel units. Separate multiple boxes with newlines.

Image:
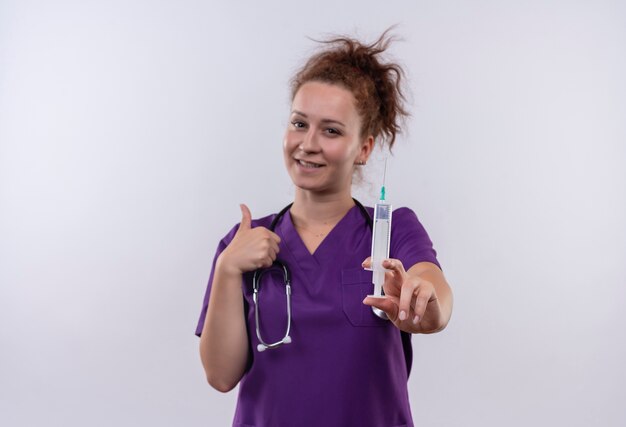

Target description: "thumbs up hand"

left=218, top=204, right=282, bottom=275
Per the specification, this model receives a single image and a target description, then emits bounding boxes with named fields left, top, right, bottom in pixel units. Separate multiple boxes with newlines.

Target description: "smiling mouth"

left=296, top=159, right=324, bottom=168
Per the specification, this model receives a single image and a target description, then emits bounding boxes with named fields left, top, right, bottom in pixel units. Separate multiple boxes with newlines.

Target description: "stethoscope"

left=252, top=198, right=387, bottom=352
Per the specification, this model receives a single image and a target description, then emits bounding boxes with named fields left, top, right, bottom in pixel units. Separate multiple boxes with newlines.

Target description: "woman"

left=196, top=31, right=453, bottom=427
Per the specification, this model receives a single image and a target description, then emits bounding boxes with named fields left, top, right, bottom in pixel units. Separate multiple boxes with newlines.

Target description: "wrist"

left=216, top=252, right=244, bottom=277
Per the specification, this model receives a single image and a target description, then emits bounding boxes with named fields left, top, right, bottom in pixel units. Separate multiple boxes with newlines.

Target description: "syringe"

left=368, top=158, right=392, bottom=304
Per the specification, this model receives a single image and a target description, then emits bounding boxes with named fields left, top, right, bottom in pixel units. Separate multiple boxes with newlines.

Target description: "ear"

left=359, top=135, right=375, bottom=163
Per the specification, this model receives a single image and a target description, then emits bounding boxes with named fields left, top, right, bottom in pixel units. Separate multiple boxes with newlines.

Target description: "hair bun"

left=290, top=28, right=409, bottom=150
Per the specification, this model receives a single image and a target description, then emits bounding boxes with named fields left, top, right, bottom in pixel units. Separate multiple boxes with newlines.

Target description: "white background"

left=1, top=1, right=625, bottom=426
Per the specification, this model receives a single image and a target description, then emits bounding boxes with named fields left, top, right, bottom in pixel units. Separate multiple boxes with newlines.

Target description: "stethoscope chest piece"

left=252, top=261, right=293, bottom=352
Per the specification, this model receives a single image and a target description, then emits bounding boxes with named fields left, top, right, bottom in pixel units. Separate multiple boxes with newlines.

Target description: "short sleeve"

left=194, top=225, right=239, bottom=337
left=390, top=207, right=441, bottom=271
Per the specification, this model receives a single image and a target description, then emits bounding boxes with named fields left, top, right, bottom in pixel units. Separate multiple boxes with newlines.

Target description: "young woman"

left=196, top=31, right=453, bottom=427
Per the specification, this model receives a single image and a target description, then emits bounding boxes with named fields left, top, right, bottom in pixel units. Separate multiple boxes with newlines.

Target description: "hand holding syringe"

left=365, top=158, right=392, bottom=319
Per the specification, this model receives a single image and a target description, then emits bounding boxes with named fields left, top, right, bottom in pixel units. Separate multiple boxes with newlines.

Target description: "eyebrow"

left=292, top=110, right=346, bottom=127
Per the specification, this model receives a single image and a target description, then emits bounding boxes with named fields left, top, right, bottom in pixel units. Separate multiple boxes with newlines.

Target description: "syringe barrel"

left=370, top=202, right=392, bottom=272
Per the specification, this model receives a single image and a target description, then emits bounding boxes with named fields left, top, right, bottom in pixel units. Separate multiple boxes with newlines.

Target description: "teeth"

left=298, top=160, right=322, bottom=168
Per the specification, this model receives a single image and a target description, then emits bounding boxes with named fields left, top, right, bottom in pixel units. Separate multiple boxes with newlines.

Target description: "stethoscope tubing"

left=252, top=199, right=380, bottom=352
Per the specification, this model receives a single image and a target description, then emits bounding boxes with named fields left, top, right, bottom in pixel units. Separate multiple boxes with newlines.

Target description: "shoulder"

left=393, top=206, right=424, bottom=229
left=389, top=206, right=440, bottom=268
left=390, top=206, right=432, bottom=240
left=392, top=206, right=422, bottom=224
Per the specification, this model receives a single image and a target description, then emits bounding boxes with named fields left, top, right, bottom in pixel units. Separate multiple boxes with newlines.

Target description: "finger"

left=412, top=285, right=434, bottom=324
left=238, top=203, right=252, bottom=231
left=255, top=233, right=279, bottom=260
left=398, top=278, right=420, bottom=322
left=269, top=239, right=280, bottom=256
left=267, top=245, right=278, bottom=262
left=382, top=258, right=407, bottom=277
left=269, top=230, right=282, bottom=244
left=362, top=296, right=399, bottom=322
left=361, top=257, right=372, bottom=269
left=258, top=255, right=274, bottom=269
left=382, top=259, right=407, bottom=290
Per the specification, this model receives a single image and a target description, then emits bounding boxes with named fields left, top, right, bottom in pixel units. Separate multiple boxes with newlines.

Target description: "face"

left=283, top=81, right=373, bottom=196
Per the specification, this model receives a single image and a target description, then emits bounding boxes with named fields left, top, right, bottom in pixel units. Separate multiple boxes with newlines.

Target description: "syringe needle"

left=381, top=157, right=388, bottom=201
left=383, top=157, right=388, bottom=187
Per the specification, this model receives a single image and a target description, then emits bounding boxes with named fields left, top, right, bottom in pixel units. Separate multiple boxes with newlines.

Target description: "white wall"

left=1, top=1, right=624, bottom=426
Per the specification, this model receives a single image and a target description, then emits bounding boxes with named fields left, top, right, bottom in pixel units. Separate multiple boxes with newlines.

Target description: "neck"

left=290, top=188, right=355, bottom=226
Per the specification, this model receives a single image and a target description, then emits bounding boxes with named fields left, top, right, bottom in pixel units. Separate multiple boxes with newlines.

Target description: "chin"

left=289, top=176, right=325, bottom=193
left=291, top=179, right=321, bottom=192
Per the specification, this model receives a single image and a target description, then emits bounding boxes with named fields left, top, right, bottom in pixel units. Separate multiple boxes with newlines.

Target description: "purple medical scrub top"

left=196, top=205, right=440, bottom=427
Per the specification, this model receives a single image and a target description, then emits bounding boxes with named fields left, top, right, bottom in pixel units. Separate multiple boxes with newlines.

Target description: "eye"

left=291, top=120, right=306, bottom=129
left=325, top=128, right=342, bottom=136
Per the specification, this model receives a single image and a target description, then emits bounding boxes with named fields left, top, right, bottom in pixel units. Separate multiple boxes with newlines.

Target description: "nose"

left=299, top=128, right=321, bottom=153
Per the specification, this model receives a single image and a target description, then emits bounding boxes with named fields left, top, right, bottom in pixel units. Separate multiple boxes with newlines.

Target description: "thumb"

left=362, top=295, right=399, bottom=322
left=238, top=203, right=252, bottom=231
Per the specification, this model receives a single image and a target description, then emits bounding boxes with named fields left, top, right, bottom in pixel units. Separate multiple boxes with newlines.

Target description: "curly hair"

left=290, top=29, right=409, bottom=150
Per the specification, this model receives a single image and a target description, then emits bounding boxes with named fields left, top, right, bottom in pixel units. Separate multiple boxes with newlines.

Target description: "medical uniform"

left=196, top=205, right=440, bottom=427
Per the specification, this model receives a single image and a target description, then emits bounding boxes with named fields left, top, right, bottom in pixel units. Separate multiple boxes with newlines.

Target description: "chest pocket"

left=341, top=267, right=388, bottom=327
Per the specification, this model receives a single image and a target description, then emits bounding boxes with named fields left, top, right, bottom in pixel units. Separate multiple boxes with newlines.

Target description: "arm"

left=199, top=204, right=281, bottom=392
left=363, top=259, right=453, bottom=334
left=199, top=259, right=249, bottom=392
